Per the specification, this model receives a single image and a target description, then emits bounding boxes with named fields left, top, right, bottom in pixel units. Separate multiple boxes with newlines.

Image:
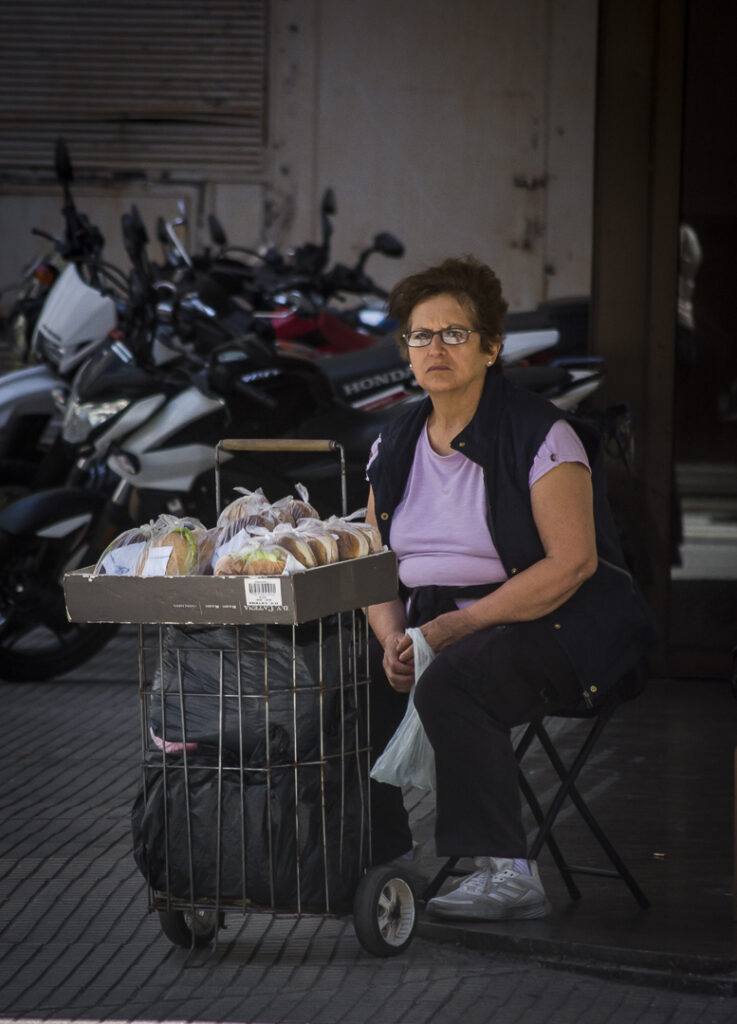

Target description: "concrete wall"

left=268, top=0, right=598, bottom=310
left=0, top=0, right=597, bottom=318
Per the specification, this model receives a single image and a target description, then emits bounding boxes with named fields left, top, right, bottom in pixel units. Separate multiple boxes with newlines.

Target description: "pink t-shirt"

left=369, top=419, right=590, bottom=590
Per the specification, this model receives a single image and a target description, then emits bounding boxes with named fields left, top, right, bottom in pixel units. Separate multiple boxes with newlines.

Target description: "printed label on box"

left=245, top=577, right=283, bottom=607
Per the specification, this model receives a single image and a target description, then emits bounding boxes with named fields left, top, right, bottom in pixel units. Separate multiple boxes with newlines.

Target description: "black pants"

left=367, top=636, right=414, bottom=864
left=370, top=621, right=581, bottom=861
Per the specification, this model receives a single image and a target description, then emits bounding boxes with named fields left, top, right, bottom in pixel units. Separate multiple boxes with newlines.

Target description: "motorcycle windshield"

left=31, top=264, right=116, bottom=369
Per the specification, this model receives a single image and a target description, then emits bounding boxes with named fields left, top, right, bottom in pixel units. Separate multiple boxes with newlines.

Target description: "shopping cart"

left=64, top=438, right=418, bottom=957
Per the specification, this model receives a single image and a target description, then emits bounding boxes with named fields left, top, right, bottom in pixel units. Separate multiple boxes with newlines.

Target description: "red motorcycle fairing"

left=273, top=309, right=376, bottom=353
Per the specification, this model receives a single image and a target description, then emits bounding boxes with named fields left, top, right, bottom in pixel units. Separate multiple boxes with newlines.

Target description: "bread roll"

left=323, top=518, right=370, bottom=560
left=292, top=500, right=320, bottom=521
left=272, top=494, right=320, bottom=525
left=275, top=532, right=317, bottom=568
left=217, top=487, right=271, bottom=526
left=295, top=524, right=339, bottom=565
left=214, top=550, right=249, bottom=575
left=243, top=510, right=279, bottom=531
left=352, top=521, right=382, bottom=553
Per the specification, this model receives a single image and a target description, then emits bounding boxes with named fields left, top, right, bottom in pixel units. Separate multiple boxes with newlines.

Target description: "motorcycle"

left=0, top=185, right=407, bottom=482
left=0, top=297, right=418, bottom=682
left=1, top=138, right=106, bottom=360
left=0, top=139, right=125, bottom=471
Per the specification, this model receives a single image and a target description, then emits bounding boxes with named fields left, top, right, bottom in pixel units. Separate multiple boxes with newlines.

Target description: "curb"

left=416, top=916, right=737, bottom=996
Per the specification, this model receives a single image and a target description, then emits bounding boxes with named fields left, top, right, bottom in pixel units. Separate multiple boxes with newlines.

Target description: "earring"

left=487, top=359, right=494, bottom=366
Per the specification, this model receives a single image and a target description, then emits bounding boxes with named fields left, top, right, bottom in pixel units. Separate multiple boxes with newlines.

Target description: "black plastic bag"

left=131, top=732, right=367, bottom=912
left=147, top=618, right=357, bottom=760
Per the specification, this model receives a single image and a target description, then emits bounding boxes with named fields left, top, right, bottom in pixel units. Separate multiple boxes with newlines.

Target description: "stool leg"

left=515, top=723, right=582, bottom=899
left=518, top=769, right=582, bottom=900
left=535, top=719, right=650, bottom=910
left=421, top=856, right=460, bottom=902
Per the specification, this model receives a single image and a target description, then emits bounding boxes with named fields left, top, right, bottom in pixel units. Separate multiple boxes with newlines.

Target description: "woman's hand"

left=386, top=612, right=475, bottom=691
left=382, top=631, right=415, bottom=692
left=417, top=609, right=474, bottom=655
left=384, top=611, right=474, bottom=689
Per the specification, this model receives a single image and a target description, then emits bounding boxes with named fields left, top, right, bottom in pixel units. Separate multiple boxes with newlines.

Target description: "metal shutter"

left=0, top=0, right=267, bottom=182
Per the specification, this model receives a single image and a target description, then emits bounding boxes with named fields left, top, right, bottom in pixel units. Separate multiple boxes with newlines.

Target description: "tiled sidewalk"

left=1, top=626, right=737, bottom=1024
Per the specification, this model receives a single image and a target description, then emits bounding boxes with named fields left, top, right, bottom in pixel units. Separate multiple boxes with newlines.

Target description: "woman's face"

left=407, top=293, right=501, bottom=398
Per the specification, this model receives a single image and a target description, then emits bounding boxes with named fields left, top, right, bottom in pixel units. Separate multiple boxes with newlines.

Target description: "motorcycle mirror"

left=55, top=137, right=73, bottom=184
left=321, top=188, right=336, bottom=217
left=121, top=211, right=139, bottom=263
left=164, top=201, right=193, bottom=268
left=373, top=231, right=404, bottom=259
left=121, top=207, right=149, bottom=271
left=130, top=204, right=149, bottom=248
left=208, top=213, right=228, bottom=248
left=156, top=216, right=169, bottom=247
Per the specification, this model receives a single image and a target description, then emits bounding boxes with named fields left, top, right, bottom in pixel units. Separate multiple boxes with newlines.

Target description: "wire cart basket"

left=64, top=439, right=418, bottom=957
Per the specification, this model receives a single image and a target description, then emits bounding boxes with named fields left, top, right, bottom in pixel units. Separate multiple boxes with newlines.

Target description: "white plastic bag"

left=370, top=627, right=436, bottom=791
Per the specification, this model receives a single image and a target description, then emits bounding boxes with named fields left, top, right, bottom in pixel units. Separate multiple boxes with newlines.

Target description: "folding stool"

left=422, top=672, right=650, bottom=909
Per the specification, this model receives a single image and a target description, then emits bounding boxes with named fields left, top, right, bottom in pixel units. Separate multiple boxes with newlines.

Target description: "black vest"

left=367, top=371, right=659, bottom=703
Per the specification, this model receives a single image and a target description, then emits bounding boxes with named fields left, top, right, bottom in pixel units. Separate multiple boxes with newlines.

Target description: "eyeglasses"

left=402, top=326, right=480, bottom=348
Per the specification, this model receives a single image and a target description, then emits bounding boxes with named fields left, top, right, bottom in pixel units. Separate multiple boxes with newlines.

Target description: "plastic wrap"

left=137, top=515, right=212, bottom=577
left=93, top=523, right=155, bottom=576
left=217, top=487, right=272, bottom=527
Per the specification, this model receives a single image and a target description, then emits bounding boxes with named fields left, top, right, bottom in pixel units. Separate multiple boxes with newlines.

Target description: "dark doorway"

left=668, top=0, right=737, bottom=667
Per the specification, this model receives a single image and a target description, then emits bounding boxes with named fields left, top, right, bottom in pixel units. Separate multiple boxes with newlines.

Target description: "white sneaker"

left=426, top=857, right=551, bottom=921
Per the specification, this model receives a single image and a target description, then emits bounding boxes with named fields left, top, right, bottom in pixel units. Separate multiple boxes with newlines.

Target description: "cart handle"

left=214, top=438, right=348, bottom=517
left=218, top=439, right=338, bottom=453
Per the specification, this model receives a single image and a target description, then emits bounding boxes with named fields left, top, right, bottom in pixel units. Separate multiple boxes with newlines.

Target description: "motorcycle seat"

left=504, top=363, right=572, bottom=397
left=315, top=337, right=413, bottom=405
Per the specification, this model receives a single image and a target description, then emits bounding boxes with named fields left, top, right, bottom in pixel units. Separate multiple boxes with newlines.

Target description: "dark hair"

left=387, top=255, right=508, bottom=361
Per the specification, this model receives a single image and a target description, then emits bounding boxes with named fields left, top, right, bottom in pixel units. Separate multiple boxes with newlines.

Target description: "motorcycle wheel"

left=0, top=520, right=118, bottom=683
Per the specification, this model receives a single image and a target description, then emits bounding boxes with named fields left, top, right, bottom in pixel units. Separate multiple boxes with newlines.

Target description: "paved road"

left=1, top=629, right=736, bottom=1022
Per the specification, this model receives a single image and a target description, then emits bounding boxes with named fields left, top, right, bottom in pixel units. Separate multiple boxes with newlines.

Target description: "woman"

left=365, top=256, right=658, bottom=921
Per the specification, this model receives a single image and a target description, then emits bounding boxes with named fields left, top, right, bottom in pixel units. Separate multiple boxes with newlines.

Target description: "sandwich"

left=244, top=545, right=289, bottom=575
left=141, top=525, right=201, bottom=576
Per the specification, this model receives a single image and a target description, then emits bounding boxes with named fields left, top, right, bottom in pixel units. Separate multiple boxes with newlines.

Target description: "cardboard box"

left=63, top=550, right=398, bottom=626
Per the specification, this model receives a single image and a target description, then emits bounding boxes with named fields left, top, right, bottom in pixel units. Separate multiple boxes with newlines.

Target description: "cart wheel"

left=158, top=908, right=220, bottom=948
left=353, top=866, right=417, bottom=956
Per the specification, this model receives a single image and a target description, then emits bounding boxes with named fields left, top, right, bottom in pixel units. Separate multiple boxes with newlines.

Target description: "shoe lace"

left=490, top=868, right=518, bottom=884
left=457, top=866, right=492, bottom=894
